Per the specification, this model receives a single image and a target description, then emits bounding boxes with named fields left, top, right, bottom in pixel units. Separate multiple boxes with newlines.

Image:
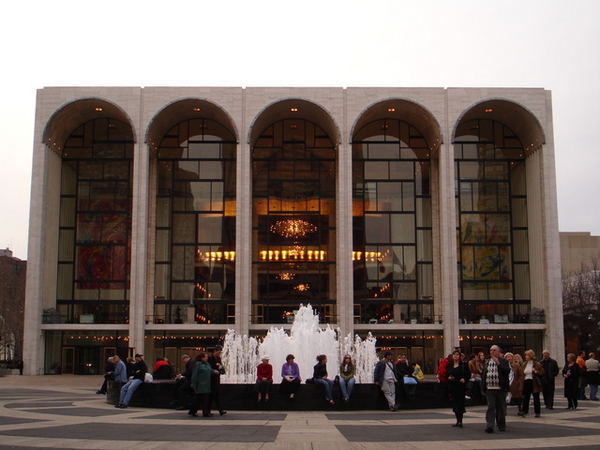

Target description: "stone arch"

left=43, top=97, right=135, bottom=155
left=453, top=99, right=546, bottom=155
left=248, top=98, right=340, bottom=150
left=351, top=98, right=442, bottom=154
left=146, top=98, right=238, bottom=157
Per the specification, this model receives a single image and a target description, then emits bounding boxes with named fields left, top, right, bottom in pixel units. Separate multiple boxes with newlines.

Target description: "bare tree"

left=0, top=255, right=25, bottom=362
left=563, top=259, right=600, bottom=354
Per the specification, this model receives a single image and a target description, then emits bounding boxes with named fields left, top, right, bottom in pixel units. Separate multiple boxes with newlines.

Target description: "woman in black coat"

left=446, top=349, right=470, bottom=427
left=563, top=352, right=580, bottom=410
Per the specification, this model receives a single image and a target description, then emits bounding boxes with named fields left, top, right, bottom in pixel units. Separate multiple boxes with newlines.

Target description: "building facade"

left=560, top=231, right=600, bottom=275
left=0, top=248, right=26, bottom=362
left=24, top=87, right=564, bottom=375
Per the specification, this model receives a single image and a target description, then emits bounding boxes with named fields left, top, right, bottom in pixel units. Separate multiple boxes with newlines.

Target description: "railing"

left=459, top=313, right=545, bottom=324
left=42, top=312, right=129, bottom=324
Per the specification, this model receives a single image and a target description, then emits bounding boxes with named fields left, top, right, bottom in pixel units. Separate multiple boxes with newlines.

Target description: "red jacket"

left=257, top=363, right=273, bottom=381
left=437, top=357, right=450, bottom=382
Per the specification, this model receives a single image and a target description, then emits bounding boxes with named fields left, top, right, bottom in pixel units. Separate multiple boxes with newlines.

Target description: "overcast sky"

left=1, top=0, right=599, bottom=260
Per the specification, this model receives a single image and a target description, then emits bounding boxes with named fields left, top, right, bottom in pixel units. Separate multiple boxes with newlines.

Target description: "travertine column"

left=236, top=90, right=251, bottom=337
left=337, top=135, right=354, bottom=337
left=129, top=142, right=150, bottom=355
left=23, top=142, right=51, bottom=375
left=438, top=136, right=460, bottom=356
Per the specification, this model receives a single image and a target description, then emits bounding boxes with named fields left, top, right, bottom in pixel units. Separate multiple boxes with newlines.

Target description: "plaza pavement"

left=1, top=374, right=599, bottom=450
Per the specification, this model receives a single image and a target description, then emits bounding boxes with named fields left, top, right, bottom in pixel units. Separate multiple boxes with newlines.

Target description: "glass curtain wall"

left=352, top=119, right=433, bottom=324
left=252, top=119, right=336, bottom=323
left=57, top=119, right=134, bottom=324
left=155, top=119, right=236, bottom=324
left=454, top=119, right=530, bottom=324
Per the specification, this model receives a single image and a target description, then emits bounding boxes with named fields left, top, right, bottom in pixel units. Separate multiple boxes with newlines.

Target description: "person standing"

left=576, top=351, right=588, bottom=400
left=505, top=352, right=524, bottom=415
left=207, top=345, right=226, bottom=416
left=446, top=349, right=469, bottom=427
left=540, top=350, right=559, bottom=409
left=173, top=354, right=195, bottom=410
left=481, top=345, right=510, bottom=433
left=374, top=351, right=397, bottom=411
left=339, top=354, right=356, bottom=402
left=585, top=352, right=599, bottom=401
left=189, top=352, right=212, bottom=417
left=280, top=354, right=301, bottom=399
left=563, top=353, right=580, bottom=410
left=115, top=353, right=147, bottom=409
left=519, top=350, right=544, bottom=418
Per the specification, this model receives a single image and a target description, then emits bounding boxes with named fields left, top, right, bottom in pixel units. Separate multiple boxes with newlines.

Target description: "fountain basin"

left=107, top=380, right=468, bottom=410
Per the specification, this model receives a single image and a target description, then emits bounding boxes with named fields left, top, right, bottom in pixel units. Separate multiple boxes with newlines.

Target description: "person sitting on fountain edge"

left=280, top=354, right=301, bottom=399
left=313, top=354, right=335, bottom=405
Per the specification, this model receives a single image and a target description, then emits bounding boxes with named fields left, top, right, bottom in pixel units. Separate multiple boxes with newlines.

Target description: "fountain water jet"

left=222, top=304, right=378, bottom=384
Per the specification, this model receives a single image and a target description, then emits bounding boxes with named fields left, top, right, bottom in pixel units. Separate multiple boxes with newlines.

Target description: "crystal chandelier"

left=270, top=219, right=317, bottom=239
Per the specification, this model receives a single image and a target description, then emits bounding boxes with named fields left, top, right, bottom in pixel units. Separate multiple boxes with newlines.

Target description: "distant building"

left=24, top=87, right=563, bottom=375
left=0, top=248, right=26, bottom=361
left=560, top=232, right=600, bottom=274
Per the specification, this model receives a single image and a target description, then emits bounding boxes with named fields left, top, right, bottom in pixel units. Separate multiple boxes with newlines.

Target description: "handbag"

left=534, top=373, right=546, bottom=387
left=403, top=376, right=417, bottom=385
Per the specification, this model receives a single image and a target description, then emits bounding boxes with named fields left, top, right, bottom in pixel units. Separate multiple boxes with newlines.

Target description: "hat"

left=135, top=353, right=143, bottom=357
left=261, top=356, right=270, bottom=362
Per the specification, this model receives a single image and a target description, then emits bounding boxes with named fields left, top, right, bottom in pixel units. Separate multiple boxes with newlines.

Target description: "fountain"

left=221, top=304, right=378, bottom=384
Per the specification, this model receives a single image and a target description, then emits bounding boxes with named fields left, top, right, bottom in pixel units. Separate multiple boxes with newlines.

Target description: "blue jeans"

left=590, top=383, right=598, bottom=400
left=119, top=378, right=142, bottom=406
left=315, top=378, right=334, bottom=400
left=339, top=377, right=355, bottom=400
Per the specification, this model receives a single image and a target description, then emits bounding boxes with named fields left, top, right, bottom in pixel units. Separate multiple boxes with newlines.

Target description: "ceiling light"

left=270, top=219, right=317, bottom=239
left=95, top=107, right=103, bottom=111
left=290, top=108, right=298, bottom=112
left=388, top=108, right=395, bottom=112
left=485, top=108, right=493, bottom=113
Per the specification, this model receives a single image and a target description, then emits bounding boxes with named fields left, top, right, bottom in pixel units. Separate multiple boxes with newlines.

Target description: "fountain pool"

left=221, top=304, right=378, bottom=384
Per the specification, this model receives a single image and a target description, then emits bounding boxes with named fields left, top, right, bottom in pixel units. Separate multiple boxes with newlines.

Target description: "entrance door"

left=76, top=347, right=101, bottom=374
left=62, top=347, right=75, bottom=374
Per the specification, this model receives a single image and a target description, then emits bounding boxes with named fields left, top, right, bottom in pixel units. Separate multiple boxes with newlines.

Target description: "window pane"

left=365, top=214, right=390, bottom=243
left=197, top=214, right=222, bottom=243
left=389, top=161, right=414, bottom=180
left=391, top=214, right=414, bottom=243
left=378, top=182, right=401, bottom=211
left=365, top=161, right=388, bottom=179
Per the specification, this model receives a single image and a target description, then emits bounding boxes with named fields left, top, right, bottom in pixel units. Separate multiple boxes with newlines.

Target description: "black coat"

left=446, top=361, right=470, bottom=393
left=563, top=363, right=580, bottom=398
left=313, top=363, right=328, bottom=379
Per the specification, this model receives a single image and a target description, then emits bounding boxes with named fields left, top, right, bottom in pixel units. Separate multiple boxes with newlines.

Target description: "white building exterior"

left=24, top=87, right=563, bottom=375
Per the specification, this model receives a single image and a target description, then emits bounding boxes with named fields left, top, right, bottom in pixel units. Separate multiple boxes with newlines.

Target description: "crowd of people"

left=434, top=346, right=599, bottom=433
left=106, top=345, right=600, bottom=429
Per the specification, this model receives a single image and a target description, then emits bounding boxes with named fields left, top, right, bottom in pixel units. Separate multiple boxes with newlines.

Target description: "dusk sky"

left=1, top=0, right=599, bottom=260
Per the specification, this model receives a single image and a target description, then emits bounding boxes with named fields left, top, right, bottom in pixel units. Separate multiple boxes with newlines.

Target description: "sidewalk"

left=1, top=375, right=599, bottom=449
